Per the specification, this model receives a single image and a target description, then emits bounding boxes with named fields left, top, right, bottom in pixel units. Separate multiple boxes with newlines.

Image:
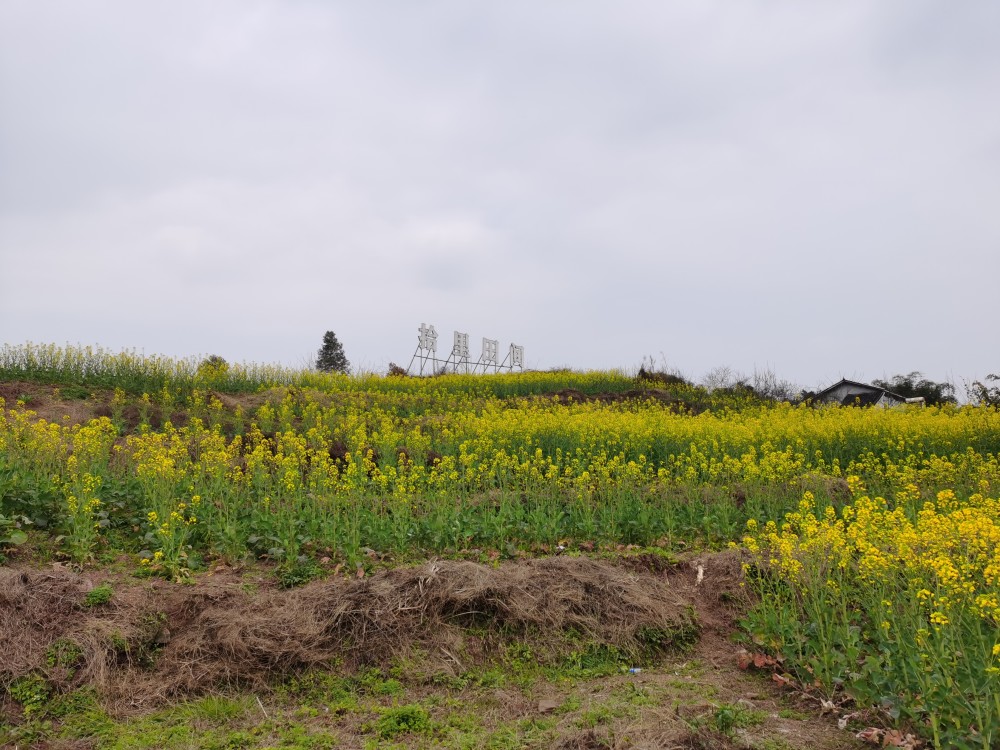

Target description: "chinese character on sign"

left=510, top=344, right=524, bottom=368
left=418, top=323, right=438, bottom=353
left=453, top=331, right=470, bottom=358
left=482, top=338, right=498, bottom=364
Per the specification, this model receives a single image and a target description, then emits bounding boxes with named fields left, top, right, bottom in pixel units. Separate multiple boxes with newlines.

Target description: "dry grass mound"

left=0, top=557, right=699, bottom=711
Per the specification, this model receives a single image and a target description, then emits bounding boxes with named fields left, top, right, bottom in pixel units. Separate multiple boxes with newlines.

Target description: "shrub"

left=386, top=362, right=408, bottom=377
left=375, top=705, right=431, bottom=738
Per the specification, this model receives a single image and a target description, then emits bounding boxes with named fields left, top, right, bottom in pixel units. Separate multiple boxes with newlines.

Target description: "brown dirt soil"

left=0, top=383, right=704, bottom=435
left=0, top=382, right=99, bottom=426
left=0, top=382, right=275, bottom=435
left=0, top=553, right=864, bottom=748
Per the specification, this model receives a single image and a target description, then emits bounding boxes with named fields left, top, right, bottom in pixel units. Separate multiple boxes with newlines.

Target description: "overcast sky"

left=1, top=1, right=998, bottom=390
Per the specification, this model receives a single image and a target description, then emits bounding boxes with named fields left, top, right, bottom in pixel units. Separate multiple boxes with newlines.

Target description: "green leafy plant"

left=45, top=638, right=83, bottom=680
left=712, top=702, right=766, bottom=735
left=375, top=704, right=431, bottom=738
left=0, top=513, right=28, bottom=549
left=83, top=583, right=114, bottom=607
left=57, top=384, right=91, bottom=401
left=8, top=674, right=51, bottom=716
left=277, top=558, right=324, bottom=589
left=356, top=668, right=404, bottom=697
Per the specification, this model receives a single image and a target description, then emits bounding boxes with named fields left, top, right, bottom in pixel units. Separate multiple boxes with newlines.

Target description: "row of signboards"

left=411, top=323, right=524, bottom=374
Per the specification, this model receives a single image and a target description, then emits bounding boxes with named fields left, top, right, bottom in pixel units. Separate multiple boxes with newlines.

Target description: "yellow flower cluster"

left=3, top=373, right=1000, bottom=587
left=745, top=486, right=1000, bottom=626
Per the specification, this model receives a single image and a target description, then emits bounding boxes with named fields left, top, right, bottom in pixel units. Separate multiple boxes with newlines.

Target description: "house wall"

left=817, top=383, right=904, bottom=407
left=822, top=383, right=875, bottom=403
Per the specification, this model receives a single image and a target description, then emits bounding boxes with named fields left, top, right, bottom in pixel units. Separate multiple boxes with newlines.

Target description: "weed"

left=558, top=694, right=584, bottom=713
left=8, top=673, right=51, bottom=715
left=755, top=740, right=797, bottom=750
left=356, top=668, right=404, bottom=697
left=83, top=582, right=114, bottom=607
left=374, top=704, right=431, bottom=738
left=558, top=644, right=629, bottom=678
left=59, top=706, right=116, bottom=741
left=46, top=638, right=83, bottom=678
left=614, top=682, right=657, bottom=706
left=637, top=619, right=700, bottom=658
left=47, top=689, right=115, bottom=740
left=58, top=384, right=91, bottom=400
left=277, top=558, right=325, bottom=588
left=185, top=695, right=251, bottom=723
left=107, top=630, right=129, bottom=654
left=576, top=702, right=631, bottom=728
left=472, top=668, right=506, bottom=689
left=711, top=702, right=767, bottom=735
left=277, top=668, right=353, bottom=707
left=0, top=512, right=28, bottom=552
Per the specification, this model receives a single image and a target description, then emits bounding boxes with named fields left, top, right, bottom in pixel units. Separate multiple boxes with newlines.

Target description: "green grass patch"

left=711, top=702, right=767, bottom=735
left=373, top=704, right=431, bottom=738
left=83, top=582, right=115, bottom=607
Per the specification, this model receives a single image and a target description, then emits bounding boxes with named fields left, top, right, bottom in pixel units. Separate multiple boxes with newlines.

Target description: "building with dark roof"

left=812, top=378, right=917, bottom=407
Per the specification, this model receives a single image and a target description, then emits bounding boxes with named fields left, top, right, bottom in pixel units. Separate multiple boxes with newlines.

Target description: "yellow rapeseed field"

left=2, top=345, right=999, bottom=746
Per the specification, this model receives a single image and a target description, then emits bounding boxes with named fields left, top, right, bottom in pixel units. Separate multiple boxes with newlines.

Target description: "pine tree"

left=316, top=331, right=349, bottom=374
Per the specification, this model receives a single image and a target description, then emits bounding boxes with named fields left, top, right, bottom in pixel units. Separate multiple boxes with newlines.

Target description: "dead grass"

left=0, top=557, right=700, bottom=712
left=0, top=553, right=869, bottom=749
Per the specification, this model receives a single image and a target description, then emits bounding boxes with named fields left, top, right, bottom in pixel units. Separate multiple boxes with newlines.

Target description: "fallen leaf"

left=883, top=729, right=905, bottom=747
left=737, top=650, right=778, bottom=670
left=856, top=727, right=883, bottom=744
left=737, top=650, right=752, bottom=670
left=882, top=729, right=922, bottom=748
left=753, top=652, right=777, bottom=668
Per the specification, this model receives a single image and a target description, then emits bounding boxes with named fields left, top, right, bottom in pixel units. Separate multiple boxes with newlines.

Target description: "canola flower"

left=744, top=485, right=1000, bottom=749
left=2, top=355, right=1000, bottom=745
left=1, top=378, right=1000, bottom=566
left=139, top=495, right=201, bottom=581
